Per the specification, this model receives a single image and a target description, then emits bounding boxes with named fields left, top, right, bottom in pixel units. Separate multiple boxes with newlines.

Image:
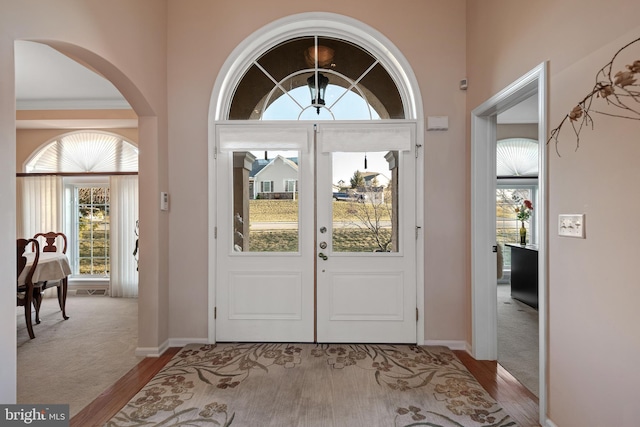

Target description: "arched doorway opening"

left=208, top=13, right=425, bottom=343
left=14, top=40, right=163, bottom=354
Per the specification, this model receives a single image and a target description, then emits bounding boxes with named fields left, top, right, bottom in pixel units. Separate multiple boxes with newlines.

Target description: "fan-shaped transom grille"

left=496, top=138, right=538, bottom=177
left=230, top=36, right=404, bottom=120
left=26, top=131, right=138, bottom=173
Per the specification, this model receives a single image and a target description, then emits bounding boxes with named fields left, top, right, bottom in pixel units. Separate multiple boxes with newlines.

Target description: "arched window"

left=25, top=131, right=138, bottom=173
left=209, top=13, right=425, bottom=343
left=19, top=131, right=138, bottom=295
left=496, top=138, right=538, bottom=177
left=229, top=36, right=405, bottom=120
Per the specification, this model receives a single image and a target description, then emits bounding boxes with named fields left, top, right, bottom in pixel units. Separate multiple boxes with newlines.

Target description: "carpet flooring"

left=16, top=294, right=142, bottom=418
left=106, top=343, right=516, bottom=427
left=497, top=283, right=539, bottom=396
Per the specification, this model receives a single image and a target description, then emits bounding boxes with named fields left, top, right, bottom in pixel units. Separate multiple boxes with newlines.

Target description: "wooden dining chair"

left=32, top=231, right=69, bottom=324
left=33, top=231, right=67, bottom=254
left=17, top=238, right=40, bottom=339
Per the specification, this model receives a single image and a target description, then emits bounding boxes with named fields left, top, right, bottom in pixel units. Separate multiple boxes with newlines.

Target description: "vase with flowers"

left=515, top=199, right=534, bottom=245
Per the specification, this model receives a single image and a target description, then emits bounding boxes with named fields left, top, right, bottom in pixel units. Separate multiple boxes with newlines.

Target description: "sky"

left=252, top=84, right=391, bottom=185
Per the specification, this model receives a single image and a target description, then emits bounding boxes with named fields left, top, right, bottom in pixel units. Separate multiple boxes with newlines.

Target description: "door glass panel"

left=230, top=36, right=405, bottom=120
left=231, top=150, right=300, bottom=252
left=331, top=151, right=398, bottom=253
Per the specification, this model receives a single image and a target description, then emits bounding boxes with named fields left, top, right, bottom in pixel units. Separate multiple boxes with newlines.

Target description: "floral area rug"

left=106, top=343, right=516, bottom=427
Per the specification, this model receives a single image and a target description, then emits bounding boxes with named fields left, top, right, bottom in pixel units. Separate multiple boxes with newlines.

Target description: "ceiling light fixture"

left=304, top=45, right=334, bottom=68
left=307, top=72, right=329, bottom=115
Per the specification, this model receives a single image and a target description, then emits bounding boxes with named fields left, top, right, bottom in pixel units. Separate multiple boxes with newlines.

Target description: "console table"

left=505, top=243, right=538, bottom=310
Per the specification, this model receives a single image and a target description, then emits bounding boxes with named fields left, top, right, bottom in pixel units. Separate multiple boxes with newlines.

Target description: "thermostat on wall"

left=160, top=192, right=169, bottom=211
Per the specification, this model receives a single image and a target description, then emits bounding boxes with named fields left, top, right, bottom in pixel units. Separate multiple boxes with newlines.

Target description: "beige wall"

left=2, top=0, right=469, bottom=402
left=467, top=1, right=640, bottom=425
left=8, top=2, right=638, bottom=425
left=497, top=124, right=537, bottom=141
left=0, top=0, right=168, bottom=402
left=166, top=0, right=468, bottom=340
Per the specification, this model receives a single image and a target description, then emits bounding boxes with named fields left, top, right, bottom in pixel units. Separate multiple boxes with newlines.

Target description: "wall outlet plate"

left=558, top=214, right=585, bottom=238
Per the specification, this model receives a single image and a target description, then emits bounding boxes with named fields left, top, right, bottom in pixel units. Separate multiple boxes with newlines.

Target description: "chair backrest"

left=33, top=231, right=67, bottom=254
left=18, top=238, right=40, bottom=287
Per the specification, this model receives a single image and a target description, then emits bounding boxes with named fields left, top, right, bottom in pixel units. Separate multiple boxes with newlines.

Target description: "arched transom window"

left=496, top=138, right=538, bottom=177
left=25, top=131, right=138, bottom=173
left=230, top=36, right=405, bottom=121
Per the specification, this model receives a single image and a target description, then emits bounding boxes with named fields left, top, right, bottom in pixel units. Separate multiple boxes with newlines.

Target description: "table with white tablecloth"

left=18, top=251, right=71, bottom=321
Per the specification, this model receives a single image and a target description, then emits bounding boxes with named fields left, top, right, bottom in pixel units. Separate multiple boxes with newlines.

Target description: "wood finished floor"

left=71, top=347, right=540, bottom=427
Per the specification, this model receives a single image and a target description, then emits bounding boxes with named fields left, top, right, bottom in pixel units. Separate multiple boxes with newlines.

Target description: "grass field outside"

left=249, top=199, right=391, bottom=222
left=247, top=199, right=392, bottom=252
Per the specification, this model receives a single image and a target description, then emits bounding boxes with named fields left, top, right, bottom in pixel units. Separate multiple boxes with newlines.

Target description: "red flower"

left=524, top=200, right=533, bottom=210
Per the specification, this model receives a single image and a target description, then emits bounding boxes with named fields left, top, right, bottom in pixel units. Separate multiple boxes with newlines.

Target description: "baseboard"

left=135, top=340, right=169, bottom=357
left=423, top=340, right=467, bottom=350
left=69, top=288, right=108, bottom=296
left=465, top=341, right=473, bottom=355
left=141, top=339, right=470, bottom=355
left=545, top=419, right=558, bottom=427
left=168, top=337, right=210, bottom=348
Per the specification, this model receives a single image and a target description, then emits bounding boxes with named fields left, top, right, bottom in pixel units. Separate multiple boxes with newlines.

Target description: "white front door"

left=215, top=122, right=416, bottom=343
left=315, top=123, right=417, bottom=342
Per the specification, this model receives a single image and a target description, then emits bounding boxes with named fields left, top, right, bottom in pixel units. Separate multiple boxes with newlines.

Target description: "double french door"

left=215, top=122, right=417, bottom=343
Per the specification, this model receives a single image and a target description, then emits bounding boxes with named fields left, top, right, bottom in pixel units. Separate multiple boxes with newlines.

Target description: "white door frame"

left=470, top=62, right=548, bottom=424
left=207, top=12, right=425, bottom=346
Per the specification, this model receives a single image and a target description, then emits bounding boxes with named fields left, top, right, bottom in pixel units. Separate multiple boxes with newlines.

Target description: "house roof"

left=250, top=155, right=298, bottom=178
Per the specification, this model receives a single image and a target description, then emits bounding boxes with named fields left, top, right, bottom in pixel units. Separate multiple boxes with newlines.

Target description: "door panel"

left=215, top=123, right=314, bottom=342
left=326, top=271, right=405, bottom=320
left=316, top=122, right=417, bottom=343
left=227, top=271, right=302, bottom=320
left=216, top=122, right=417, bottom=343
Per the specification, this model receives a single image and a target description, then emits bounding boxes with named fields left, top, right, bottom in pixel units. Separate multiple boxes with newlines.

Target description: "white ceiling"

left=497, top=94, right=538, bottom=124
left=14, top=40, right=538, bottom=128
left=15, top=41, right=134, bottom=129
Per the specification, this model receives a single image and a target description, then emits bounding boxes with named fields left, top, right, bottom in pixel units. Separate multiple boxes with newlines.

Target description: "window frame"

left=284, top=179, right=298, bottom=192
left=64, top=176, right=110, bottom=279
left=496, top=179, right=538, bottom=278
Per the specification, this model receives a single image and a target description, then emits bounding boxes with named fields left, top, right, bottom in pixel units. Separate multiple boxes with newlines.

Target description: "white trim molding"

left=168, top=338, right=211, bottom=348
left=470, top=62, right=548, bottom=426
left=423, top=340, right=468, bottom=351
left=135, top=340, right=170, bottom=358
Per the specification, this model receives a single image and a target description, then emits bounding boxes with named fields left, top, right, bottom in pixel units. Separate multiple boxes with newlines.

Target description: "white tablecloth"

left=17, top=252, right=72, bottom=286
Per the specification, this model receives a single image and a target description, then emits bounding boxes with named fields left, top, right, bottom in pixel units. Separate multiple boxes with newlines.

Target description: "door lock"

left=318, top=252, right=328, bottom=261
left=319, top=241, right=327, bottom=249
left=319, top=226, right=327, bottom=233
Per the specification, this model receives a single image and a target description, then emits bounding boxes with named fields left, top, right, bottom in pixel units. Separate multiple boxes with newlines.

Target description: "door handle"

left=318, top=252, right=328, bottom=261
left=319, top=241, right=327, bottom=249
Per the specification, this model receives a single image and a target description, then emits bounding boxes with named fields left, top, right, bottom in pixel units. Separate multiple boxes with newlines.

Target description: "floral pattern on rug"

left=106, top=343, right=301, bottom=426
left=312, top=344, right=515, bottom=427
left=106, top=343, right=515, bottom=427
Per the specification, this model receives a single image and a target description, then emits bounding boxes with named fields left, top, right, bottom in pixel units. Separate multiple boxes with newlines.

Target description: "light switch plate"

left=427, top=116, right=449, bottom=131
left=558, top=214, right=585, bottom=238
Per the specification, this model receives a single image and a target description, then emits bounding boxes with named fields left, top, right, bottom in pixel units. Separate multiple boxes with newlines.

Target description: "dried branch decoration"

left=548, top=37, right=640, bottom=153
